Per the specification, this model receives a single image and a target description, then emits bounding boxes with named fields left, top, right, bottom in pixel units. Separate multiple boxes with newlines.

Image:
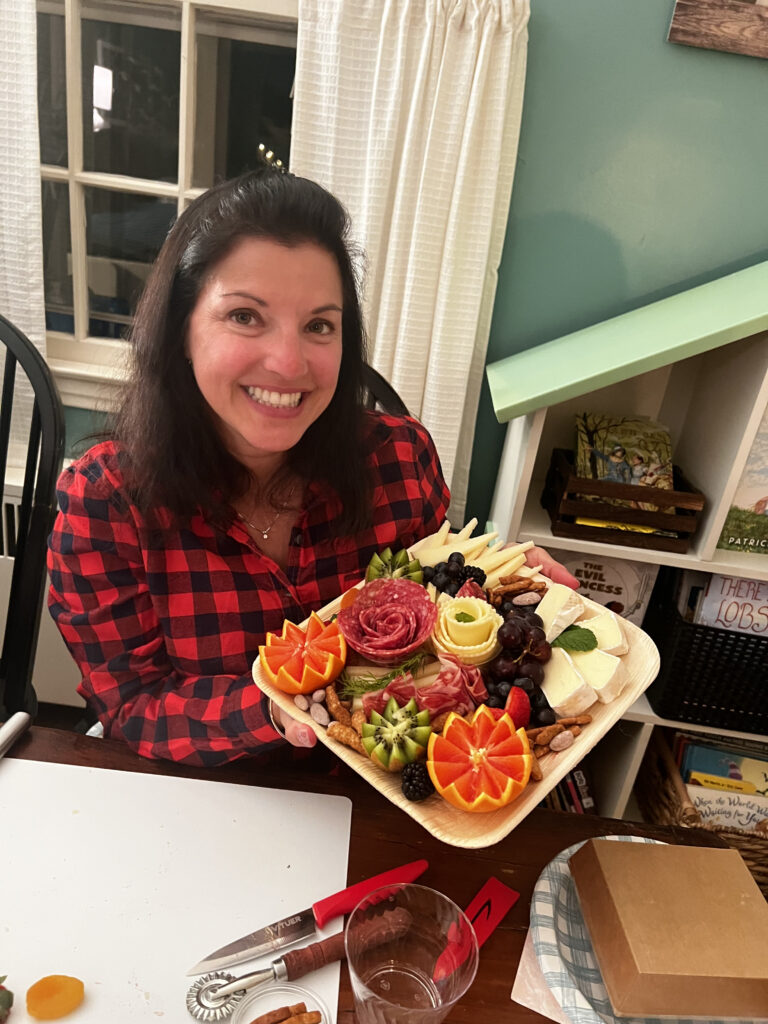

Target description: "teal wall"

left=64, top=406, right=108, bottom=459
left=465, top=0, right=768, bottom=526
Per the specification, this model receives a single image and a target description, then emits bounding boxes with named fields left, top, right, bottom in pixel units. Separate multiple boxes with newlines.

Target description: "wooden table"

left=10, top=726, right=724, bottom=1023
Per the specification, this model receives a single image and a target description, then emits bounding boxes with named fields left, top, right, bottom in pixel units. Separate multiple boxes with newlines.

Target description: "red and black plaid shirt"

left=47, top=413, right=450, bottom=766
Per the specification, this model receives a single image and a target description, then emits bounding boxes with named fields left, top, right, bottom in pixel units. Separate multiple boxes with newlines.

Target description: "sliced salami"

left=337, top=578, right=437, bottom=665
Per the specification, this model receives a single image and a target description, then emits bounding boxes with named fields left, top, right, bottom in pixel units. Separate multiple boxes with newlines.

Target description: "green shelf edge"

left=486, top=260, right=768, bottom=423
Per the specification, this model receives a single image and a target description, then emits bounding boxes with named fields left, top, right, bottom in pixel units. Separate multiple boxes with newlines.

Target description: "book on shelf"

left=542, top=768, right=597, bottom=815
left=574, top=411, right=674, bottom=517
left=549, top=547, right=659, bottom=626
left=694, top=573, right=768, bottom=636
left=670, top=729, right=768, bottom=832
left=717, top=398, right=768, bottom=556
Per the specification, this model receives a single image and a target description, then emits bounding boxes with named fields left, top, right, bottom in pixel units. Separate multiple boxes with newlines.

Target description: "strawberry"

left=0, top=975, right=13, bottom=1023
left=504, top=685, right=531, bottom=729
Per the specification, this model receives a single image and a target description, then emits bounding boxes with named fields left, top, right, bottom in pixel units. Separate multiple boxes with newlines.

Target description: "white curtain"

left=291, top=0, right=529, bottom=524
left=0, top=0, right=47, bottom=468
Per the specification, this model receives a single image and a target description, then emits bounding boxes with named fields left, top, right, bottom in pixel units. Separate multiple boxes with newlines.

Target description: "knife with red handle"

left=186, top=858, right=428, bottom=975
left=203, top=907, right=414, bottom=1003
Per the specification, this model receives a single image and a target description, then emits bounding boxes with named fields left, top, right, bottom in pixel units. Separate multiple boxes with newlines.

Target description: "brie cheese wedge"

left=577, top=609, right=628, bottom=656
left=536, top=583, right=584, bottom=642
left=540, top=648, right=598, bottom=718
left=569, top=647, right=627, bottom=703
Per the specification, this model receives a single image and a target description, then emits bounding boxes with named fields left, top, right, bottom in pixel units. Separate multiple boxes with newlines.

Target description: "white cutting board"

left=1, top=758, right=352, bottom=1023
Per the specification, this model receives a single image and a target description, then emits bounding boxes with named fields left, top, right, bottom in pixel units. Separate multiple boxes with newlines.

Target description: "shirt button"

left=293, top=531, right=303, bottom=546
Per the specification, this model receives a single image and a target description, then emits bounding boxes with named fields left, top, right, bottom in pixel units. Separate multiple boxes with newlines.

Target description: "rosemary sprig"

left=338, top=652, right=427, bottom=698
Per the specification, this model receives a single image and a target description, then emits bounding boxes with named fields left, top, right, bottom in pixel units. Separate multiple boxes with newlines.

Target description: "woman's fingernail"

left=297, top=727, right=313, bottom=747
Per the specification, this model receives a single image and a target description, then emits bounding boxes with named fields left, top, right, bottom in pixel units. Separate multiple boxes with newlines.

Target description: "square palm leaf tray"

left=255, top=592, right=660, bottom=849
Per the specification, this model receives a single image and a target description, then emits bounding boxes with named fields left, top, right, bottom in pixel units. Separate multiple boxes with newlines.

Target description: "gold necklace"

left=236, top=486, right=296, bottom=541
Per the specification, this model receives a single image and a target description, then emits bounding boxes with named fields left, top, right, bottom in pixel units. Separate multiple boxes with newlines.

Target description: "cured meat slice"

left=337, top=578, right=437, bottom=666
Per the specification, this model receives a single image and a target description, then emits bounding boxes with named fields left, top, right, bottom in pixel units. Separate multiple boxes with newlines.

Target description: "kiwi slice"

left=365, top=547, right=423, bottom=583
left=361, top=697, right=432, bottom=772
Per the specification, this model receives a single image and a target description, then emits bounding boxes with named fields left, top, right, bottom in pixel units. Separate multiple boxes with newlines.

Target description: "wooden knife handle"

left=283, top=907, right=413, bottom=980
left=283, top=931, right=346, bottom=979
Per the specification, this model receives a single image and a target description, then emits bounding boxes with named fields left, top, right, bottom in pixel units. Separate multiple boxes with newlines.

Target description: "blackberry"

left=401, top=762, right=435, bottom=802
left=459, top=564, right=487, bottom=587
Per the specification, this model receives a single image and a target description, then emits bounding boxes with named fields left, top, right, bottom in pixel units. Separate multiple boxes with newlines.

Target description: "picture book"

left=717, top=398, right=768, bottom=556
left=685, top=786, right=768, bottom=833
left=549, top=548, right=659, bottom=625
left=679, top=738, right=768, bottom=797
left=574, top=412, right=674, bottom=515
left=694, top=573, right=768, bottom=637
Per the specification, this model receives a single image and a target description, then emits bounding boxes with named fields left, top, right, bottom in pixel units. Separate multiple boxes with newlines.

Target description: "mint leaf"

left=551, top=625, right=597, bottom=652
left=454, top=612, right=476, bottom=623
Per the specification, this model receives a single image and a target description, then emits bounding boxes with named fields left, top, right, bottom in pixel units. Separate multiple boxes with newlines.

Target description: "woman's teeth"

left=247, top=386, right=302, bottom=408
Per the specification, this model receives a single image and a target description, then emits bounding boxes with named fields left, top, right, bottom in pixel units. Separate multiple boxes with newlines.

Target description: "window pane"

left=85, top=188, right=176, bottom=338
left=37, top=13, right=68, bottom=167
left=42, top=181, right=73, bottom=333
left=82, top=19, right=180, bottom=182
left=192, top=37, right=294, bottom=189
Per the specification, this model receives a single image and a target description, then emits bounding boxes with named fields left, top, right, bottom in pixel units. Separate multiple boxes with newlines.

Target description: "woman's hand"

left=525, top=546, right=580, bottom=590
left=270, top=701, right=317, bottom=748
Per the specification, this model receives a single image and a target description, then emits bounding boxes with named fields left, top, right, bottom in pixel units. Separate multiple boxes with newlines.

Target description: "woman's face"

left=186, top=236, right=344, bottom=474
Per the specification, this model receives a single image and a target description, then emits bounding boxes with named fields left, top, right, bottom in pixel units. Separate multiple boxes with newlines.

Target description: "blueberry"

left=514, top=676, right=535, bottom=693
left=534, top=707, right=557, bottom=727
left=497, top=680, right=512, bottom=699
left=485, top=694, right=504, bottom=709
left=443, top=581, right=460, bottom=597
left=447, top=551, right=465, bottom=567
left=422, top=565, right=435, bottom=584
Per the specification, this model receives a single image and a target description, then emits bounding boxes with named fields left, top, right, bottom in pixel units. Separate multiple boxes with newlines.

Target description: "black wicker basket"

left=643, top=575, right=768, bottom=735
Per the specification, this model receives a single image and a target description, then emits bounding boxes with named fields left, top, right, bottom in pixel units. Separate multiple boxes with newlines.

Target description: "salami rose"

left=337, top=578, right=438, bottom=665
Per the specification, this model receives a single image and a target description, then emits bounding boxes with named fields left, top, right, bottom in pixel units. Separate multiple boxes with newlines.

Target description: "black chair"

left=0, top=315, right=65, bottom=717
left=362, top=363, right=409, bottom=416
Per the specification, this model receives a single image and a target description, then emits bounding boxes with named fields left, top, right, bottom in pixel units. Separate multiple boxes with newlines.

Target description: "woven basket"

left=635, top=729, right=768, bottom=898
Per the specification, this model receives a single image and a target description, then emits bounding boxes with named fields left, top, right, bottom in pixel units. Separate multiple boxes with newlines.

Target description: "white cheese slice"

left=569, top=647, right=628, bottom=704
left=540, top=648, right=598, bottom=718
left=576, top=609, right=628, bottom=656
left=536, top=583, right=585, bottom=642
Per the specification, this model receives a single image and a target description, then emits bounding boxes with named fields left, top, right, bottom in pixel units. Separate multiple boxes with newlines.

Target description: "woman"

left=47, top=169, right=575, bottom=766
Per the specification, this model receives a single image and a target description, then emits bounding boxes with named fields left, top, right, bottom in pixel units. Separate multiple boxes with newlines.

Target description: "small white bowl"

left=229, top=982, right=330, bottom=1024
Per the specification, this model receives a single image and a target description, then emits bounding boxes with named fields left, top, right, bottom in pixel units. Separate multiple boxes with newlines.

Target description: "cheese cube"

left=536, top=583, right=584, bottom=642
left=569, top=647, right=627, bottom=703
left=577, top=609, right=628, bottom=656
left=540, top=648, right=598, bottom=718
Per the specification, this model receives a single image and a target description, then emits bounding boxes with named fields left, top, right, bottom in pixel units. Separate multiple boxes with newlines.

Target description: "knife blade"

left=186, top=857, right=428, bottom=976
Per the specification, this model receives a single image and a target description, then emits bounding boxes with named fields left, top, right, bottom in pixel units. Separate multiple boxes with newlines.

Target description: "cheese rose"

left=431, top=597, right=503, bottom=666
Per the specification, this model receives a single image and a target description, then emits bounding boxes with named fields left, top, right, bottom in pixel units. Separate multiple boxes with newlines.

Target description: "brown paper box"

left=568, top=840, right=768, bottom=1019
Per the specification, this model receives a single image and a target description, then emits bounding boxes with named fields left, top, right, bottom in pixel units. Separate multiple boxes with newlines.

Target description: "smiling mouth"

left=247, top=386, right=303, bottom=408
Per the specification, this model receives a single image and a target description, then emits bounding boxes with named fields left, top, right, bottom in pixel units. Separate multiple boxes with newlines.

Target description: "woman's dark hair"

left=112, top=168, right=372, bottom=534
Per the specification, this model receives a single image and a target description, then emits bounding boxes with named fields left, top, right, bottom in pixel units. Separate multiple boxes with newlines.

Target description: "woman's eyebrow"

left=220, top=293, right=342, bottom=316
left=311, top=304, right=343, bottom=315
left=222, top=291, right=267, bottom=305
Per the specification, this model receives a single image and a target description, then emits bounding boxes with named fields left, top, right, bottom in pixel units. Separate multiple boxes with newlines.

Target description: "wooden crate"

left=540, top=448, right=705, bottom=553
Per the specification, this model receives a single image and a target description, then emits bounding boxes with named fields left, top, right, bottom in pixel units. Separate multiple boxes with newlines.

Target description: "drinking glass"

left=345, top=883, right=479, bottom=1024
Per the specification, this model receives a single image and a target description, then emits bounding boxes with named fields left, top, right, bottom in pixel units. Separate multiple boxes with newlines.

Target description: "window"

left=37, top=0, right=297, bottom=407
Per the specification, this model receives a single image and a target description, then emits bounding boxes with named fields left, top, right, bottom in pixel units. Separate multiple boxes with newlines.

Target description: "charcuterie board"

left=255, top=591, right=660, bottom=850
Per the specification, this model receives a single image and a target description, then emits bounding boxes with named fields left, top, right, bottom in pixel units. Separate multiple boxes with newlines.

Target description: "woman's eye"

left=230, top=310, right=257, bottom=326
left=307, top=319, right=333, bottom=336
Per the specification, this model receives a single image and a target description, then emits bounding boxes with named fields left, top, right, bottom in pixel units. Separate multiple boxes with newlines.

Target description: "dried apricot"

left=26, top=975, right=84, bottom=1019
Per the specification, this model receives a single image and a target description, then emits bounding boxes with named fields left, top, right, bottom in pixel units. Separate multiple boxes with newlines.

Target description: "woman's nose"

left=262, top=327, right=308, bottom=378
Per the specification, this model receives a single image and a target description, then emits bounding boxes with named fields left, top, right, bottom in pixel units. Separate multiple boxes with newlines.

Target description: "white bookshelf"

left=485, top=264, right=768, bottom=819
